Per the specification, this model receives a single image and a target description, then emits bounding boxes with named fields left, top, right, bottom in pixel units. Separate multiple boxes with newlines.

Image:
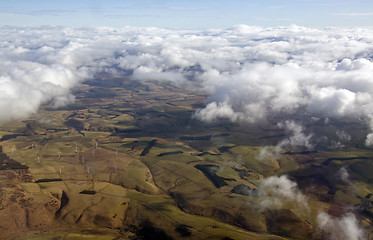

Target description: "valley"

left=0, top=75, right=372, bottom=239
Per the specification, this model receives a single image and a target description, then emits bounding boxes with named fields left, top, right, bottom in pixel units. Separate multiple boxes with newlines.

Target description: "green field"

left=0, top=78, right=372, bottom=239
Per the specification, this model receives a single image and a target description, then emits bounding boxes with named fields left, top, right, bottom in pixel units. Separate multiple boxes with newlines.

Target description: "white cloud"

left=329, top=141, right=345, bottom=149
left=329, top=130, right=351, bottom=149
left=193, top=101, right=243, bottom=122
left=254, top=175, right=365, bottom=238
left=365, top=133, right=373, bottom=147
left=338, top=166, right=350, bottom=183
left=256, top=175, right=308, bottom=210
left=0, top=59, right=86, bottom=122
left=278, top=120, right=313, bottom=149
left=336, top=130, right=351, bottom=142
left=1, top=25, right=373, bottom=137
left=333, top=12, right=373, bottom=16
left=255, top=120, right=313, bottom=162
left=255, top=146, right=281, bottom=162
left=250, top=175, right=365, bottom=238
left=317, top=212, right=365, bottom=240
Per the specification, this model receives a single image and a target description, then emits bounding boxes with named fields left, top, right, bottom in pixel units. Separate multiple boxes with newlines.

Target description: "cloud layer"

left=2, top=25, right=373, bottom=144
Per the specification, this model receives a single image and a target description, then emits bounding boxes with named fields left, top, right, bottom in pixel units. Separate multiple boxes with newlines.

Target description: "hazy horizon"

left=1, top=0, right=373, bottom=29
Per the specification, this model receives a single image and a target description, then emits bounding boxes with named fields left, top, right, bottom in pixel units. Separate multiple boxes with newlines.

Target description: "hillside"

left=0, top=76, right=372, bottom=239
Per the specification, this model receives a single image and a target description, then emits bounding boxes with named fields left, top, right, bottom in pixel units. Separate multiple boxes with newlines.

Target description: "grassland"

left=0, top=76, right=373, bottom=239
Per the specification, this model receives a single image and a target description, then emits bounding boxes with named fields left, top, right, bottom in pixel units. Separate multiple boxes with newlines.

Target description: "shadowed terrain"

left=0, top=77, right=372, bottom=239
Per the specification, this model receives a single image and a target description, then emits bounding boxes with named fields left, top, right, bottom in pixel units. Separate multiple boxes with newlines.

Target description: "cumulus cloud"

left=255, top=120, right=313, bottom=162
left=0, top=27, right=92, bottom=122
left=254, top=175, right=308, bottom=210
left=250, top=175, right=365, bottom=238
left=0, top=61, right=86, bottom=122
left=193, top=101, right=244, bottom=122
left=365, top=133, right=373, bottom=147
left=317, top=212, right=365, bottom=240
left=338, top=166, right=350, bottom=183
left=255, top=176, right=365, bottom=239
left=336, top=130, right=351, bottom=142
left=255, top=146, right=281, bottom=162
left=2, top=24, right=373, bottom=140
left=278, top=120, right=313, bottom=149
left=327, top=130, right=351, bottom=149
left=329, top=141, right=346, bottom=150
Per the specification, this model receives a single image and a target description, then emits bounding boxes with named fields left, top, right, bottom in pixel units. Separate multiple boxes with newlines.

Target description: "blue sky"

left=1, top=0, right=373, bottom=28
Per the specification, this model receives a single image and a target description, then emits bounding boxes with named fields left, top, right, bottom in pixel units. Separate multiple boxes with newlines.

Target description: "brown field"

left=0, top=77, right=372, bottom=239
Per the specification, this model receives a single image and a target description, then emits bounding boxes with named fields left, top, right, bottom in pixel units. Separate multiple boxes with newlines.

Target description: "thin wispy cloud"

left=333, top=12, right=373, bottom=16
left=0, top=9, right=78, bottom=16
left=104, top=14, right=161, bottom=19
left=254, top=17, right=292, bottom=22
left=269, top=5, right=285, bottom=9
left=2, top=0, right=373, bottom=27
left=167, top=6, right=204, bottom=11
